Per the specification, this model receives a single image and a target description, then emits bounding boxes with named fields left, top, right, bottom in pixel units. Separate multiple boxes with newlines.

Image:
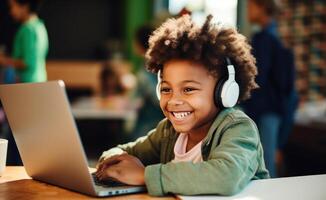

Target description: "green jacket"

left=100, top=108, right=269, bottom=196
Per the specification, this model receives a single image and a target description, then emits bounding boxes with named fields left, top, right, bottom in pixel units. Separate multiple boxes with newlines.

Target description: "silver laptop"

left=0, top=80, right=146, bottom=197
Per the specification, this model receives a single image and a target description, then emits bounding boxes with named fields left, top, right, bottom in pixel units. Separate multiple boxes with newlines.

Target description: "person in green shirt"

left=0, top=0, right=48, bottom=83
left=95, top=14, right=269, bottom=196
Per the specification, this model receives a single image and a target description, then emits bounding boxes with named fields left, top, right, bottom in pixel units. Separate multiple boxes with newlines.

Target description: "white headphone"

left=214, top=58, right=239, bottom=108
left=156, top=70, right=162, bottom=100
left=156, top=57, right=239, bottom=108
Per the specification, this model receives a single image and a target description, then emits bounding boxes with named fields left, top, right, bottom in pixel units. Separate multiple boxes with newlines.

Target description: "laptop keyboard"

left=92, top=173, right=128, bottom=187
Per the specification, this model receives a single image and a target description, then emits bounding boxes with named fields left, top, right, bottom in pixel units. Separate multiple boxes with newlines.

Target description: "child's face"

left=160, top=59, right=219, bottom=135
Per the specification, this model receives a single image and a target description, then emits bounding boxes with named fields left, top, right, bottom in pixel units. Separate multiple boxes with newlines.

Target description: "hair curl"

left=145, top=14, right=258, bottom=102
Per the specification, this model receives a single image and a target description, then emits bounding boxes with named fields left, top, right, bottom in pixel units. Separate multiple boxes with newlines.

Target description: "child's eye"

left=160, top=87, right=171, bottom=93
left=184, top=87, right=196, bottom=93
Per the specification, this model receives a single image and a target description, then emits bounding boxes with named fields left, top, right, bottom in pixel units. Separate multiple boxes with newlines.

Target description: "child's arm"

left=96, top=119, right=172, bottom=185
left=98, top=119, right=171, bottom=166
left=145, top=119, right=264, bottom=196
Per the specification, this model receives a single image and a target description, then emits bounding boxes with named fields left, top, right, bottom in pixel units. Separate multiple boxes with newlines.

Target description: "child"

left=96, top=14, right=269, bottom=196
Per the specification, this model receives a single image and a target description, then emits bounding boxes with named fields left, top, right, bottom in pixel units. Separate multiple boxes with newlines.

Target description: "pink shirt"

left=172, top=133, right=203, bottom=163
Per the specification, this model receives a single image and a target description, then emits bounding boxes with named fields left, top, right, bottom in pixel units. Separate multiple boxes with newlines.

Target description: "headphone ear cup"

left=221, top=80, right=239, bottom=108
left=214, top=77, right=226, bottom=108
left=216, top=59, right=239, bottom=108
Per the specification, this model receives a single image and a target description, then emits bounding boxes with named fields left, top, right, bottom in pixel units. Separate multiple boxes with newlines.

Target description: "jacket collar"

left=202, top=108, right=235, bottom=146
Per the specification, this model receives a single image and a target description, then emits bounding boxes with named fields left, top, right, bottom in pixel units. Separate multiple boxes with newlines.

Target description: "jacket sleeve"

left=99, top=119, right=168, bottom=166
left=144, top=119, right=260, bottom=196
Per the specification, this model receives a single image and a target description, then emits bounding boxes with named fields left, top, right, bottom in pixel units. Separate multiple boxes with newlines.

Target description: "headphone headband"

left=227, top=63, right=235, bottom=81
left=156, top=70, right=162, bottom=100
left=226, top=57, right=232, bottom=65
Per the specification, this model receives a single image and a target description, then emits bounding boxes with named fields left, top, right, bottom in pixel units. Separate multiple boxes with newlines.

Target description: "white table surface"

left=71, top=96, right=137, bottom=120
left=179, top=174, right=326, bottom=200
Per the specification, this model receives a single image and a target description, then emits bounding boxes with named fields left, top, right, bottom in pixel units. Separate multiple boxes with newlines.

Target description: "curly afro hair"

left=145, top=14, right=258, bottom=102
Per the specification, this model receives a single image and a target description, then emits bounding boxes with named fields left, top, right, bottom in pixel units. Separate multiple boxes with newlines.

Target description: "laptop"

left=0, top=80, right=146, bottom=197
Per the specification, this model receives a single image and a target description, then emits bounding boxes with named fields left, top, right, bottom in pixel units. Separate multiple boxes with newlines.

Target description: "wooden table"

left=0, top=167, right=176, bottom=200
left=46, top=60, right=103, bottom=94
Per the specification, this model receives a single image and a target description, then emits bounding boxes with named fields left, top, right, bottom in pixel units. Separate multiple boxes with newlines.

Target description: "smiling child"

left=96, top=14, right=269, bottom=196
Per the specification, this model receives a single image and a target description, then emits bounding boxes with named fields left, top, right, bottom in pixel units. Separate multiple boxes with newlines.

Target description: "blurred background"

left=0, top=0, right=325, bottom=178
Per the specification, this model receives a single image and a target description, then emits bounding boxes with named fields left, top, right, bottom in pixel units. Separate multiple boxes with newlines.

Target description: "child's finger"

left=97, top=156, right=118, bottom=171
left=97, top=154, right=127, bottom=172
left=101, top=165, right=121, bottom=181
left=97, top=165, right=121, bottom=181
left=96, top=151, right=127, bottom=170
left=96, top=158, right=105, bottom=169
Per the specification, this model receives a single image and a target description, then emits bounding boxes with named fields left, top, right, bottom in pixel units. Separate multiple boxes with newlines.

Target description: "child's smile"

left=169, top=110, right=193, bottom=125
left=159, top=59, right=219, bottom=136
left=171, top=111, right=192, bottom=120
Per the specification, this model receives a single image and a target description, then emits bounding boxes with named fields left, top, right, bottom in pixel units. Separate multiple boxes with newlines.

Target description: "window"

left=169, top=0, right=238, bottom=27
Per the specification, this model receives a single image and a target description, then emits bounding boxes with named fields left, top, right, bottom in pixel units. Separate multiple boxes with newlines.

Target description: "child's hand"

left=95, top=154, right=145, bottom=185
left=96, top=151, right=127, bottom=171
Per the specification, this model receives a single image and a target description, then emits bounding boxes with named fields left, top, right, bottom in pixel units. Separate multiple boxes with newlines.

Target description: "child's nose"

left=167, top=94, right=184, bottom=105
left=167, top=99, right=184, bottom=105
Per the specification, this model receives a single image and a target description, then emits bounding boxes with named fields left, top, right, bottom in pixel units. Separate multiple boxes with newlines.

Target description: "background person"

left=242, top=0, right=297, bottom=177
left=0, top=0, right=48, bottom=83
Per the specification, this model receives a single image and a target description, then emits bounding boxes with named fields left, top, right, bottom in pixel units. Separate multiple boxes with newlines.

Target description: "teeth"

left=173, top=112, right=191, bottom=119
